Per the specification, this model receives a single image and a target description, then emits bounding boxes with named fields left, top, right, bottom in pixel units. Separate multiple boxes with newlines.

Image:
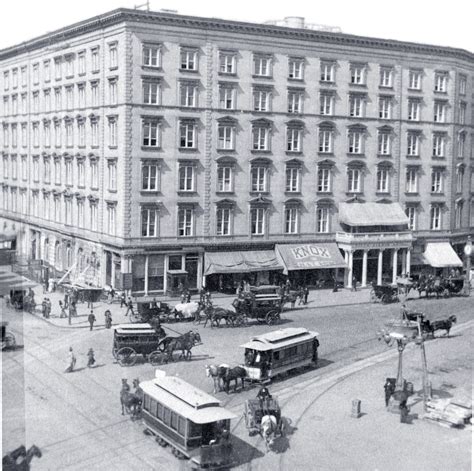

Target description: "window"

left=21, top=123, right=27, bottom=147
left=11, top=124, right=17, bottom=147
left=320, top=93, right=334, bottom=116
left=377, top=167, right=389, bottom=192
left=253, top=55, right=272, bottom=77
left=347, top=168, right=361, bottom=192
left=350, top=64, right=366, bottom=85
left=143, top=81, right=160, bottom=105
left=78, top=51, right=86, bottom=75
left=77, top=160, right=85, bottom=187
left=405, top=206, right=417, bottom=230
left=288, top=58, right=304, bottom=80
left=288, top=90, right=303, bottom=114
left=33, top=157, right=40, bottom=182
left=405, top=168, right=418, bottom=193
left=458, top=102, right=466, bottom=125
left=44, top=89, right=51, bottom=112
left=430, top=205, right=442, bottom=230
left=91, top=47, right=100, bottom=72
left=349, top=94, right=365, bottom=117
left=3, top=71, right=9, bottom=90
left=42, top=60, right=51, bottom=82
left=78, top=120, right=85, bottom=147
left=432, top=134, right=446, bottom=157
left=91, top=81, right=99, bottom=107
left=348, top=130, right=364, bottom=154
left=54, top=58, right=62, bottom=80
left=143, top=44, right=161, bottom=68
left=320, top=61, right=335, bottom=82
left=2, top=155, right=8, bottom=178
left=378, top=131, right=391, bottom=155
left=32, top=63, right=39, bottom=84
left=180, top=82, right=197, bottom=107
left=108, top=118, right=117, bottom=147
left=44, top=157, right=52, bottom=184
left=408, top=70, right=422, bottom=90
left=11, top=95, right=18, bottom=115
left=253, top=89, right=271, bottom=112
left=65, top=56, right=74, bottom=77
left=208, top=203, right=231, bottom=239
left=20, top=93, right=26, bottom=114
left=32, top=91, right=39, bottom=113
left=250, top=207, right=265, bottom=235
left=107, top=204, right=116, bottom=235
left=178, top=207, right=194, bottom=236
left=456, top=166, right=464, bottom=193
left=65, top=120, right=73, bottom=147
left=109, top=80, right=117, bottom=105
left=32, top=122, right=39, bottom=147
left=217, top=124, right=235, bottom=150
left=78, top=83, right=85, bottom=108
left=316, top=207, right=330, bottom=233
left=109, top=43, right=118, bottom=69
left=434, top=73, right=447, bottom=92
left=431, top=170, right=443, bottom=193
left=54, top=87, right=62, bottom=110
left=142, top=163, right=160, bottom=191
left=379, top=97, right=392, bottom=119
left=54, top=121, right=61, bottom=147
left=142, top=120, right=160, bottom=147
left=285, top=206, right=299, bottom=234
left=180, top=48, right=198, bottom=71
left=66, top=86, right=73, bottom=110
left=287, top=127, right=302, bottom=152
left=178, top=164, right=195, bottom=191
left=286, top=166, right=300, bottom=192
left=407, top=132, right=420, bottom=156
left=251, top=166, right=268, bottom=192
left=43, top=193, right=51, bottom=220
left=179, top=121, right=197, bottom=148
left=252, top=125, right=270, bottom=151
left=317, top=167, right=331, bottom=192
left=21, top=66, right=27, bottom=86
left=11, top=155, right=17, bottom=179
left=90, top=201, right=98, bottom=231
left=3, top=125, right=9, bottom=147
left=408, top=99, right=420, bottom=121
left=90, top=159, right=98, bottom=188
left=32, top=192, right=39, bottom=217
left=107, top=160, right=117, bottom=191
left=22, top=155, right=28, bottom=181
left=219, top=51, right=236, bottom=74
left=218, top=85, right=235, bottom=110
left=459, top=75, right=466, bottom=95
left=217, top=165, right=233, bottom=192
left=457, top=133, right=465, bottom=158
left=65, top=159, right=73, bottom=185
left=434, top=102, right=446, bottom=122
left=319, top=128, right=333, bottom=153
left=380, top=67, right=393, bottom=88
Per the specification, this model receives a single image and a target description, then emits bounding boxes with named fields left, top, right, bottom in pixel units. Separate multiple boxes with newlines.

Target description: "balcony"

left=336, top=231, right=413, bottom=249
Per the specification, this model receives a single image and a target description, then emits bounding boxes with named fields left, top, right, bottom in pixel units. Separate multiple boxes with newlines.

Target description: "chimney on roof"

left=283, top=17, right=305, bottom=28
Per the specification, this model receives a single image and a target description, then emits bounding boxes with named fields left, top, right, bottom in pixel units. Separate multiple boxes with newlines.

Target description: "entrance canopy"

left=422, top=242, right=463, bottom=268
left=0, top=230, right=16, bottom=242
left=204, top=250, right=283, bottom=276
left=276, top=243, right=346, bottom=274
left=339, top=202, right=409, bottom=227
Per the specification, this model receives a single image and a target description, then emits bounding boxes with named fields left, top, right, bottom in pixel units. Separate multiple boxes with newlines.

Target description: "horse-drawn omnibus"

left=241, top=327, right=319, bottom=382
left=140, top=372, right=236, bottom=469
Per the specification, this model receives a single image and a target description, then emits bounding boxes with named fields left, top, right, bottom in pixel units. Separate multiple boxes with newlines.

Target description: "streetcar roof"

left=140, top=376, right=237, bottom=424
left=114, top=323, right=157, bottom=335
left=240, top=327, right=319, bottom=351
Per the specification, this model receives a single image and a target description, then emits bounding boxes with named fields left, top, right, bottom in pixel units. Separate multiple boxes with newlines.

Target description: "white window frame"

left=431, top=170, right=443, bottom=193
left=178, top=164, right=195, bottom=192
left=217, top=124, right=235, bottom=150
left=316, top=206, right=330, bottom=233
left=285, top=206, right=299, bottom=234
left=349, top=95, right=364, bottom=117
left=219, top=52, right=236, bottom=74
left=179, top=121, right=197, bottom=148
left=320, top=62, right=335, bottom=82
left=107, top=160, right=117, bottom=191
left=180, top=49, right=198, bottom=71
left=378, top=132, right=391, bottom=155
left=253, top=89, right=271, bottom=112
left=253, top=56, right=272, bottom=77
left=430, top=205, right=442, bottom=230
left=109, top=43, right=118, bottom=69
left=432, top=134, right=446, bottom=157
left=347, top=168, right=361, bottom=192
left=406, top=168, right=418, bottom=193
left=317, top=167, right=331, bottom=193
left=142, top=120, right=160, bottom=147
left=287, top=127, right=302, bottom=152
left=407, top=133, right=420, bottom=156
left=408, top=99, right=420, bottom=121
left=141, top=163, right=160, bottom=191
left=350, top=65, right=366, bottom=85
left=319, top=129, right=333, bottom=153
left=216, top=207, right=232, bottom=236
left=405, top=206, right=417, bottom=230
left=379, top=97, right=392, bottom=119
left=320, top=94, right=334, bottom=116
left=218, top=85, right=235, bottom=110
left=408, top=70, right=422, bottom=90
left=141, top=207, right=159, bottom=237
left=108, top=118, right=117, bottom=147
left=77, top=160, right=85, bottom=187
left=91, top=47, right=100, bottom=72
left=288, top=58, right=304, bottom=80
left=180, top=83, right=197, bottom=107
left=251, top=166, right=268, bottom=192
left=178, top=207, right=194, bottom=237
left=250, top=207, right=265, bottom=235
left=252, top=126, right=270, bottom=151
left=288, top=90, right=303, bottom=114
left=143, top=44, right=161, bottom=68
left=380, top=68, right=393, bottom=88
left=217, top=165, right=233, bottom=192
left=78, top=52, right=86, bottom=75
left=285, top=166, right=301, bottom=193
left=109, top=80, right=117, bottom=105
left=434, top=73, right=447, bottom=93
left=348, top=130, right=363, bottom=154
left=434, top=102, right=446, bottom=122
left=376, top=167, right=390, bottom=193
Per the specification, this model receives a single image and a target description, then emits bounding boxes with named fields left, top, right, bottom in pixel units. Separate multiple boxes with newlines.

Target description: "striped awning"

left=339, top=202, right=409, bottom=227
left=204, top=250, right=283, bottom=276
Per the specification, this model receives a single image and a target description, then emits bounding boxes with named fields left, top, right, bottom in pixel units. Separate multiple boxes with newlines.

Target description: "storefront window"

left=148, top=254, right=164, bottom=291
left=185, top=254, right=199, bottom=289
left=168, top=255, right=182, bottom=270
left=132, top=255, right=146, bottom=292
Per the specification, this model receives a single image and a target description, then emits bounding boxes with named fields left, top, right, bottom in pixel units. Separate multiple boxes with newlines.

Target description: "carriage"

left=444, top=277, right=465, bottom=296
left=370, top=283, right=399, bottom=304
left=233, top=293, right=283, bottom=325
left=1, top=322, right=16, bottom=350
left=244, top=397, right=283, bottom=438
left=241, top=327, right=319, bottom=383
left=140, top=372, right=236, bottom=469
left=112, top=324, right=168, bottom=366
left=133, top=301, right=173, bottom=323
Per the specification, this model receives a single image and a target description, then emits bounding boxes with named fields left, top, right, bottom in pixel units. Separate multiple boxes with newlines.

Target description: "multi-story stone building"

left=0, top=9, right=472, bottom=293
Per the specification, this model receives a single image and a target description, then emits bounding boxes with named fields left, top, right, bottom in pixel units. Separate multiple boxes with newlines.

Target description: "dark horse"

left=425, top=315, right=457, bottom=337
left=203, top=305, right=240, bottom=328
left=120, top=378, right=142, bottom=419
left=3, top=445, right=42, bottom=471
left=223, top=366, right=247, bottom=394
left=165, top=331, right=201, bottom=362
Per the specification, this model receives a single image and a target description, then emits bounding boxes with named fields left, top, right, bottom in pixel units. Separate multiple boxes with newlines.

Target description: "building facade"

left=0, top=9, right=473, bottom=293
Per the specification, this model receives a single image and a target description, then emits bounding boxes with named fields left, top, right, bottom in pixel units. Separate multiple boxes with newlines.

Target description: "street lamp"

left=379, top=330, right=409, bottom=390
left=464, top=236, right=472, bottom=296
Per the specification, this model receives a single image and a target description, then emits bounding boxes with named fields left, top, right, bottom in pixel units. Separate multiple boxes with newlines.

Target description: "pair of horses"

left=158, top=331, right=202, bottom=362
left=205, top=364, right=247, bottom=394
left=201, top=306, right=246, bottom=328
left=120, top=378, right=142, bottom=419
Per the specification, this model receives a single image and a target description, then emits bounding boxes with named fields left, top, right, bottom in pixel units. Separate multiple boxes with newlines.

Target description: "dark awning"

left=204, top=250, right=283, bottom=276
left=276, top=243, right=346, bottom=274
left=339, top=202, right=408, bottom=226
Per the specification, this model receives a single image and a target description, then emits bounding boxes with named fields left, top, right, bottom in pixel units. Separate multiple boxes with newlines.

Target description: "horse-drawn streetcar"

left=140, top=372, right=236, bottom=469
left=241, top=327, right=319, bottom=382
left=233, top=293, right=283, bottom=325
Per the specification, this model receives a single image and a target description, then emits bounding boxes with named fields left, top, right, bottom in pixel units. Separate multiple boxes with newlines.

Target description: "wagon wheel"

left=2, top=332, right=16, bottom=350
left=117, top=347, right=137, bottom=366
left=112, top=347, right=119, bottom=359
left=265, top=310, right=279, bottom=325
left=148, top=350, right=165, bottom=366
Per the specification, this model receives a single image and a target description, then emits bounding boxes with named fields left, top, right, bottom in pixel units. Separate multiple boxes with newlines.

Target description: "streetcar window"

left=143, top=395, right=150, bottom=411
left=273, top=351, right=280, bottom=361
left=170, top=411, right=178, bottom=430
left=157, top=402, right=163, bottom=420
left=178, top=416, right=186, bottom=435
left=188, top=420, right=202, bottom=438
left=163, top=407, right=171, bottom=425
left=150, top=398, right=157, bottom=416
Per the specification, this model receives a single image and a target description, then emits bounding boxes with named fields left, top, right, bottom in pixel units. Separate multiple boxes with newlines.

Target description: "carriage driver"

left=257, top=386, right=273, bottom=414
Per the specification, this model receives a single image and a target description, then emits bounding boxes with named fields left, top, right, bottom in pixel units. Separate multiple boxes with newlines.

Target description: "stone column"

left=344, top=250, right=349, bottom=287
left=347, top=251, right=354, bottom=289
left=362, top=250, right=368, bottom=288
left=144, top=255, right=149, bottom=296
left=406, top=249, right=411, bottom=276
left=392, top=249, right=398, bottom=284
left=377, top=249, right=384, bottom=285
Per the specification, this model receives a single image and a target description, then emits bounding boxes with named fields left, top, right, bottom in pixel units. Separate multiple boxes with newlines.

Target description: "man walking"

left=87, top=348, right=96, bottom=368
left=88, top=310, right=96, bottom=331
left=352, top=275, right=358, bottom=292
left=125, top=298, right=134, bottom=317
left=120, top=292, right=127, bottom=308
left=104, top=309, right=112, bottom=329
left=65, top=347, right=76, bottom=373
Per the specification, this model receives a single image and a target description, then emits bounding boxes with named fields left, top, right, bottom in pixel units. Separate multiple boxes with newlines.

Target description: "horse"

left=203, top=306, right=238, bottom=327
left=205, top=364, right=230, bottom=393
left=261, top=415, right=281, bottom=452
left=120, top=378, right=142, bottom=419
left=165, top=331, right=201, bottom=362
left=282, top=291, right=300, bottom=309
left=223, top=366, right=247, bottom=394
left=173, top=301, right=204, bottom=321
left=425, top=315, right=457, bottom=337
left=2, top=445, right=42, bottom=471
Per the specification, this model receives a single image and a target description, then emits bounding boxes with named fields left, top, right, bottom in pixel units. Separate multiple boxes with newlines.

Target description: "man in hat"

left=87, top=348, right=96, bottom=368
left=88, top=310, right=96, bottom=331
left=65, top=347, right=76, bottom=373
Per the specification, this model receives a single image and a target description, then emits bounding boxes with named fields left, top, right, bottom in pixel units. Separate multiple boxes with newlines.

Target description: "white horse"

left=173, top=301, right=203, bottom=320
left=261, top=414, right=282, bottom=451
left=205, top=364, right=230, bottom=393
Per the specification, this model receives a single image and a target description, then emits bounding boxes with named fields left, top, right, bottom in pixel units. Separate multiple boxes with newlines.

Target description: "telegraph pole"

left=464, top=236, right=472, bottom=296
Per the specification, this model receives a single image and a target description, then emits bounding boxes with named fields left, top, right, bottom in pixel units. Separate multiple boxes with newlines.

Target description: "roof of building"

left=338, top=202, right=409, bottom=227
left=0, top=8, right=472, bottom=61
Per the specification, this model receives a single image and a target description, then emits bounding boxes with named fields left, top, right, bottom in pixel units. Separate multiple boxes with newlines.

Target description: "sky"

left=0, top=0, right=473, bottom=52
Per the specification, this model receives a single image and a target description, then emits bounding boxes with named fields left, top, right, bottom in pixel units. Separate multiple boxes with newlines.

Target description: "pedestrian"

left=42, top=298, right=48, bottom=318
left=285, top=279, right=291, bottom=295
left=125, top=298, right=134, bottom=317
left=399, top=397, right=410, bottom=423
left=204, top=290, right=212, bottom=307
left=88, top=310, right=96, bottom=331
left=45, top=298, right=51, bottom=318
left=298, top=286, right=305, bottom=305
left=384, top=378, right=395, bottom=407
left=186, top=290, right=192, bottom=303
left=64, top=291, right=69, bottom=309
left=105, top=309, right=112, bottom=329
left=87, top=348, right=96, bottom=368
left=150, top=297, right=158, bottom=309
left=304, top=285, right=309, bottom=305
left=109, top=287, right=116, bottom=303
left=332, top=274, right=339, bottom=292
left=59, top=300, right=67, bottom=318
left=351, top=275, right=357, bottom=292
left=120, top=292, right=127, bottom=308
left=65, top=347, right=76, bottom=373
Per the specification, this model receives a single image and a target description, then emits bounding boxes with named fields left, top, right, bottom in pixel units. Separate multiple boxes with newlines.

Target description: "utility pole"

left=416, top=315, right=430, bottom=411
left=463, top=236, right=472, bottom=296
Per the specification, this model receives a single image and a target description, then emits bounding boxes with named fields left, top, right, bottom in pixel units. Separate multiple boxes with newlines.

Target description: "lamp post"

left=464, top=236, right=472, bottom=296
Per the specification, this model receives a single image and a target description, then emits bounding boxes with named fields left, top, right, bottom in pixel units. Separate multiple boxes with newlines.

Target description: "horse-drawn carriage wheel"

left=265, top=310, right=279, bottom=325
left=148, top=350, right=164, bottom=366
left=117, top=347, right=137, bottom=366
left=112, top=347, right=119, bottom=359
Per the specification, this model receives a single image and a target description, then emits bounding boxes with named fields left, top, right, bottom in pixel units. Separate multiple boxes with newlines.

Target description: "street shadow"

left=230, top=435, right=264, bottom=466
left=88, top=363, right=107, bottom=369
left=271, top=417, right=298, bottom=454
left=315, top=358, right=334, bottom=370
left=2, top=344, right=24, bottom=351
left=65, top=367, right=87, bottom=373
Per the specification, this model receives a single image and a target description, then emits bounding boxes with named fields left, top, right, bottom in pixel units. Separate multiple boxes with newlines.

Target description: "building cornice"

left=0, top=8, right=473, bottom=63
